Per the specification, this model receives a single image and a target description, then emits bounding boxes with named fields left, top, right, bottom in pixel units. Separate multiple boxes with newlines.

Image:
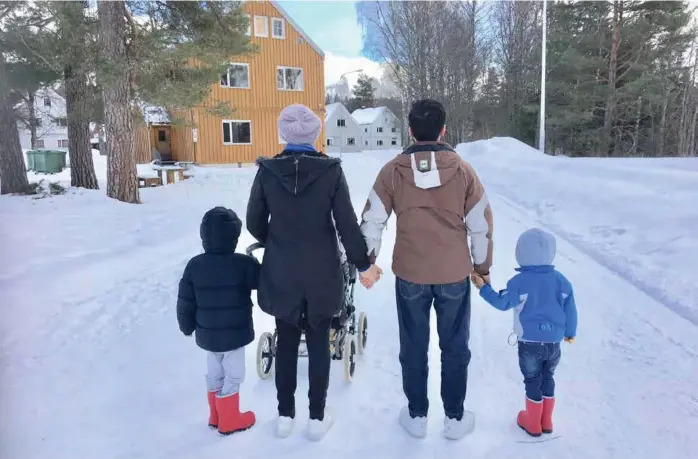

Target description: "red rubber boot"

left=517, top=398, right=543, bottom=437
left=207, top=391, right=219, bottom=428
left=215, top=393, right=256, bottom=435
left=542, top=396, right=555, bottom=434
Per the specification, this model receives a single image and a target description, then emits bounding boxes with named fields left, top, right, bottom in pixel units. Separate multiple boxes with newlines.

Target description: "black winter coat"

left=177, top=207, right=260, bottom=352
left=246, top=151, right=370, bottom=328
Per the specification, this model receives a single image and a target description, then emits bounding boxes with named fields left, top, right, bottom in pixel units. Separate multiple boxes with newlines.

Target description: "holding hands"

left=470, top=272, right=491, bottom=290
left=359, top=264, right=383, bottom=289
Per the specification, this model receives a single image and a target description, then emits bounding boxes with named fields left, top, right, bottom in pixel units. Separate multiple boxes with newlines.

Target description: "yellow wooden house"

left=136, top=0, right=325, bottom=165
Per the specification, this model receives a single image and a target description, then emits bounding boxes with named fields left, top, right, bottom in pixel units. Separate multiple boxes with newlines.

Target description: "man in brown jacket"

left=360, top=99, right=493, bottom=440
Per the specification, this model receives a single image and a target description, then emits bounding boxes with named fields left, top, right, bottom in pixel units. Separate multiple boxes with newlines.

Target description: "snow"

left=140, top=102, right=170, bottom=125
left=351, top=106, right=385, bottom=125
left=325, top=102, right=343, bottom=121
left=2, top=140, right=698, bottom=459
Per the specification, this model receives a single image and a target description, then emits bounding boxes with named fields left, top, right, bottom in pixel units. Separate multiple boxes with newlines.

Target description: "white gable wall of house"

left=16, top=88, right=69, bottom=151
left=353, top=107, right=402, bottom=151
left=324, top=103, right=362, bottom=153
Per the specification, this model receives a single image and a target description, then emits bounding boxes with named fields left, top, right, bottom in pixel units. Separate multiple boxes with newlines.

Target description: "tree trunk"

left=98, top=0, right=140, bottom=204
left=659, top=92, right=668, bottom=157
left=0, top=54, right=30, bottom=194
left=603, top=0, right=622, bottom=156
left=62, top=1, right=99, bottom=190
left=28, top=92, right=38, bottom=149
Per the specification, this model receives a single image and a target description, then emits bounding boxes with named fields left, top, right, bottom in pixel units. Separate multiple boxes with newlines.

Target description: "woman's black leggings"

left=275, top=317, right=331, bottom=421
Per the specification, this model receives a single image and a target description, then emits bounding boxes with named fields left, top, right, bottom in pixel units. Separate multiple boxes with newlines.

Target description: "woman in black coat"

left=246, top=104, right=378, bottom=441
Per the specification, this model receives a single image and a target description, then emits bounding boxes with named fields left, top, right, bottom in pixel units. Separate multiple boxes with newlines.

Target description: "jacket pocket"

left=439, top=281, right=468, bottom=300
left=398, top=279, right=425, bottom=301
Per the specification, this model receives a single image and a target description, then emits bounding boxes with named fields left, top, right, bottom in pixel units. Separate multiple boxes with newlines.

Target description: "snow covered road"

left=1, top=143, right=697, bottom=459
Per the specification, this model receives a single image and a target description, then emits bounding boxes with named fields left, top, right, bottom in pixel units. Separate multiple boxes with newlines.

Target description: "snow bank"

left=458, top=138, right=698, bottom=325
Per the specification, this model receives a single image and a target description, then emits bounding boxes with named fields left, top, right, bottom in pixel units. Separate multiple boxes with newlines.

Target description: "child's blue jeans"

left=518, top=341, right=561, bottom=402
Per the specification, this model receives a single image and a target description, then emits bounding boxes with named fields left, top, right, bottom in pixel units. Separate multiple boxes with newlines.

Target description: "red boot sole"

left=518, top=422, right=542, bottom=437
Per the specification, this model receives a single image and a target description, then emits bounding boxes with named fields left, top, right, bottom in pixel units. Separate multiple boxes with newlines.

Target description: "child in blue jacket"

left=471, top=228, right=577, bottom=437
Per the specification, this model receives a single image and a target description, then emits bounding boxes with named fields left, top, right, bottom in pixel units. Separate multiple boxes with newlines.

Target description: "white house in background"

left=351, top=106, right=402, bottom=150
left=16, top=88, right=69, bottom=151
left=324, top=102, right=361, bottom=153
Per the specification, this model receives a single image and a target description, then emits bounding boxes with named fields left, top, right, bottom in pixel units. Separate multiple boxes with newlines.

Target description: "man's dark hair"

left=408, top=99, right=446, bottom=141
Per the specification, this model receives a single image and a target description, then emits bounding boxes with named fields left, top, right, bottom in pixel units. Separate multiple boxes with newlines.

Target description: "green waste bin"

left=26, top=150, right=66, bottom=174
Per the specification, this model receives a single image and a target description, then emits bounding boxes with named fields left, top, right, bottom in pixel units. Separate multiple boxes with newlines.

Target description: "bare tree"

left=98, top=1, right=139, bottom=203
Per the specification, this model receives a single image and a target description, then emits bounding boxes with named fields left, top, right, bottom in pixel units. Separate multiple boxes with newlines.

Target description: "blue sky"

left=279, top=1, right=363, bottom=57
left=277, top=1, right=383, bottom=86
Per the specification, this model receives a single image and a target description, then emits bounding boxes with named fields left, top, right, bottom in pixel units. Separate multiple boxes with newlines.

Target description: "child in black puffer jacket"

left=177, top=206, right=260, bottom=435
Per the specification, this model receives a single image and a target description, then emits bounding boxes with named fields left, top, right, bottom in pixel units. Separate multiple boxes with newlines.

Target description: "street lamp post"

left=539, top=0, right=547, bottom=153
left=337, top=68, right=363, bottom=160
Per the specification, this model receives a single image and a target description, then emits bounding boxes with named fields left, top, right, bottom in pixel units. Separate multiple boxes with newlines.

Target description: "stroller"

left=246, top=242, right=368, bottom=382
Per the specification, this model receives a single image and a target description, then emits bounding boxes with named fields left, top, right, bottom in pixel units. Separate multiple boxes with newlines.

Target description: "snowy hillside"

left=1, top=139, right=697, bottom=459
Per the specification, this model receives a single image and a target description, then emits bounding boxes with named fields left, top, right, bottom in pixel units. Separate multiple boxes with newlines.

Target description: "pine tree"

left=352, top=73, right=376, bottom=108
left=0, top=51, right=29, bottom=194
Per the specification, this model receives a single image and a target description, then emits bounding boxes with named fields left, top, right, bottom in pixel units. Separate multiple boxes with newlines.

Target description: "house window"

left=43, top=97, right=51, bottom=107
left=377, top=127, right=383, bottom=133
left=277, top=66, right=304, bottom=91
left=392, top=127, right=397, bottom=133
left=326, top=138, right=333, bottom=146
left=391, top=138, right=397, bottom=146
left=337, top=119, right=346, bottom=127
left=364, top=128, right=368, bottom=133
left=35, top=119, right=42, bottom=128
left=222, top=120, right=251, bottom=145
left=221, top=63, right=250, bottom=89
left=254, top=16, right=268, bottom=37
left=56, top=117, right=67, bottom=127
left=377, top=140, right=383, bottom=146
left=272, top=18, right=285, bottom=39
left=35, top=139, right=45, bottom=148
left=158, top=130, right=167, bottom=142
left=58, top=139, right=69, bottom=148
left=364, top=140, right=368, bottom=146
left=347, top=137, right=355, bottom=146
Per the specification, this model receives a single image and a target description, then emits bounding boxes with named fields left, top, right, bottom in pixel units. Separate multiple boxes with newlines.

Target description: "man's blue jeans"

left=518, top=341, right=561, bottom=402
left=395, top=277, right=472, bottom=420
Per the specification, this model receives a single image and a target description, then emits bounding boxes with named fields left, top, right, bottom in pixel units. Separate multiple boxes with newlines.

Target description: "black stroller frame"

left=245, top=242, right=368, bottom=382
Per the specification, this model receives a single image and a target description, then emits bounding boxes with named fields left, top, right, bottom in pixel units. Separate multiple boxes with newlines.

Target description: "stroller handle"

left=245, top=242, right=265, bottom=257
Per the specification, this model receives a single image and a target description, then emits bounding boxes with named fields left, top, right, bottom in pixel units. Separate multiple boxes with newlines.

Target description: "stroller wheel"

left=343, top=338, right=357, bottom=382
left=357, top=312, right=368, bottom=354
left=256, top=332, right=275, bottom=379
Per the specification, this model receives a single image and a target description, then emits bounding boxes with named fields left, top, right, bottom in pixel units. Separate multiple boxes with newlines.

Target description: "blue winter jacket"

left=479, top=228, right=578, bottom=343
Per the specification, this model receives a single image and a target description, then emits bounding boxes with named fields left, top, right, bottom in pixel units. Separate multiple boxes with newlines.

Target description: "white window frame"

left=220, top=63, right=250, bottom=89
left=391, top=138, right=398, bottom=146
left=43, top=97, right=51, bottom=107
left=254, top=15, right=268, bottom=37
left=377, top=139, right=384, bottom=146
left=326, top=138, right=333, bottom=146
left=271, top=17, right=285, bottom=39
left=58, top=139, right=69, bottom=148
left=347, top=137, right=355, bottom=146
left=364, top=140, right=368, bottom=146
left=377, top=126, right=383, bottom=133
left=222, top=120, right=252, bottom=145
left=277, top=66, right=304, bottom=91
left=337, top=119, right=346, bottom=127
left=35, top=139, right=45, bottom=148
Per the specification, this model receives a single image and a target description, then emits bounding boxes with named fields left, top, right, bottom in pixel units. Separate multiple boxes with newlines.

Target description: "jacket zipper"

left=294, top=158, right=299, bottom=195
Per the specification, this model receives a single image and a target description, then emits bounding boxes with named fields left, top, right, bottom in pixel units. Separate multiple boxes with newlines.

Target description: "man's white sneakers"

left=276, top=416, right=294, bottom=438
left=443, top=411, right=475, bottom=440
left=306, top=410, right=335, bottom=441
left=398, top=406, right=428, bottom=438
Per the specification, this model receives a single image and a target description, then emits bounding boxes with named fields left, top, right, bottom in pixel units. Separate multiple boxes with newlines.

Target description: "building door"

left=154, top=127, right=172, bottom=155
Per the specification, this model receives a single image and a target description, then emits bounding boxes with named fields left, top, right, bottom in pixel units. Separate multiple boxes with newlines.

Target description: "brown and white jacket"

left=360, top=142, right=493, bottom=285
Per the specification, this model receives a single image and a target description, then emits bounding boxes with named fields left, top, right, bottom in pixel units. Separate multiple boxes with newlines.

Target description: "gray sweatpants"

left=206, top=348, right=245, bottom=397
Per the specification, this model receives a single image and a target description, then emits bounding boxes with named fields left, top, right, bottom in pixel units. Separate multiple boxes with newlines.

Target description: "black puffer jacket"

left=246, top=151, right=370, bottom=328
left=177, top=207, right=260, bottom=352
